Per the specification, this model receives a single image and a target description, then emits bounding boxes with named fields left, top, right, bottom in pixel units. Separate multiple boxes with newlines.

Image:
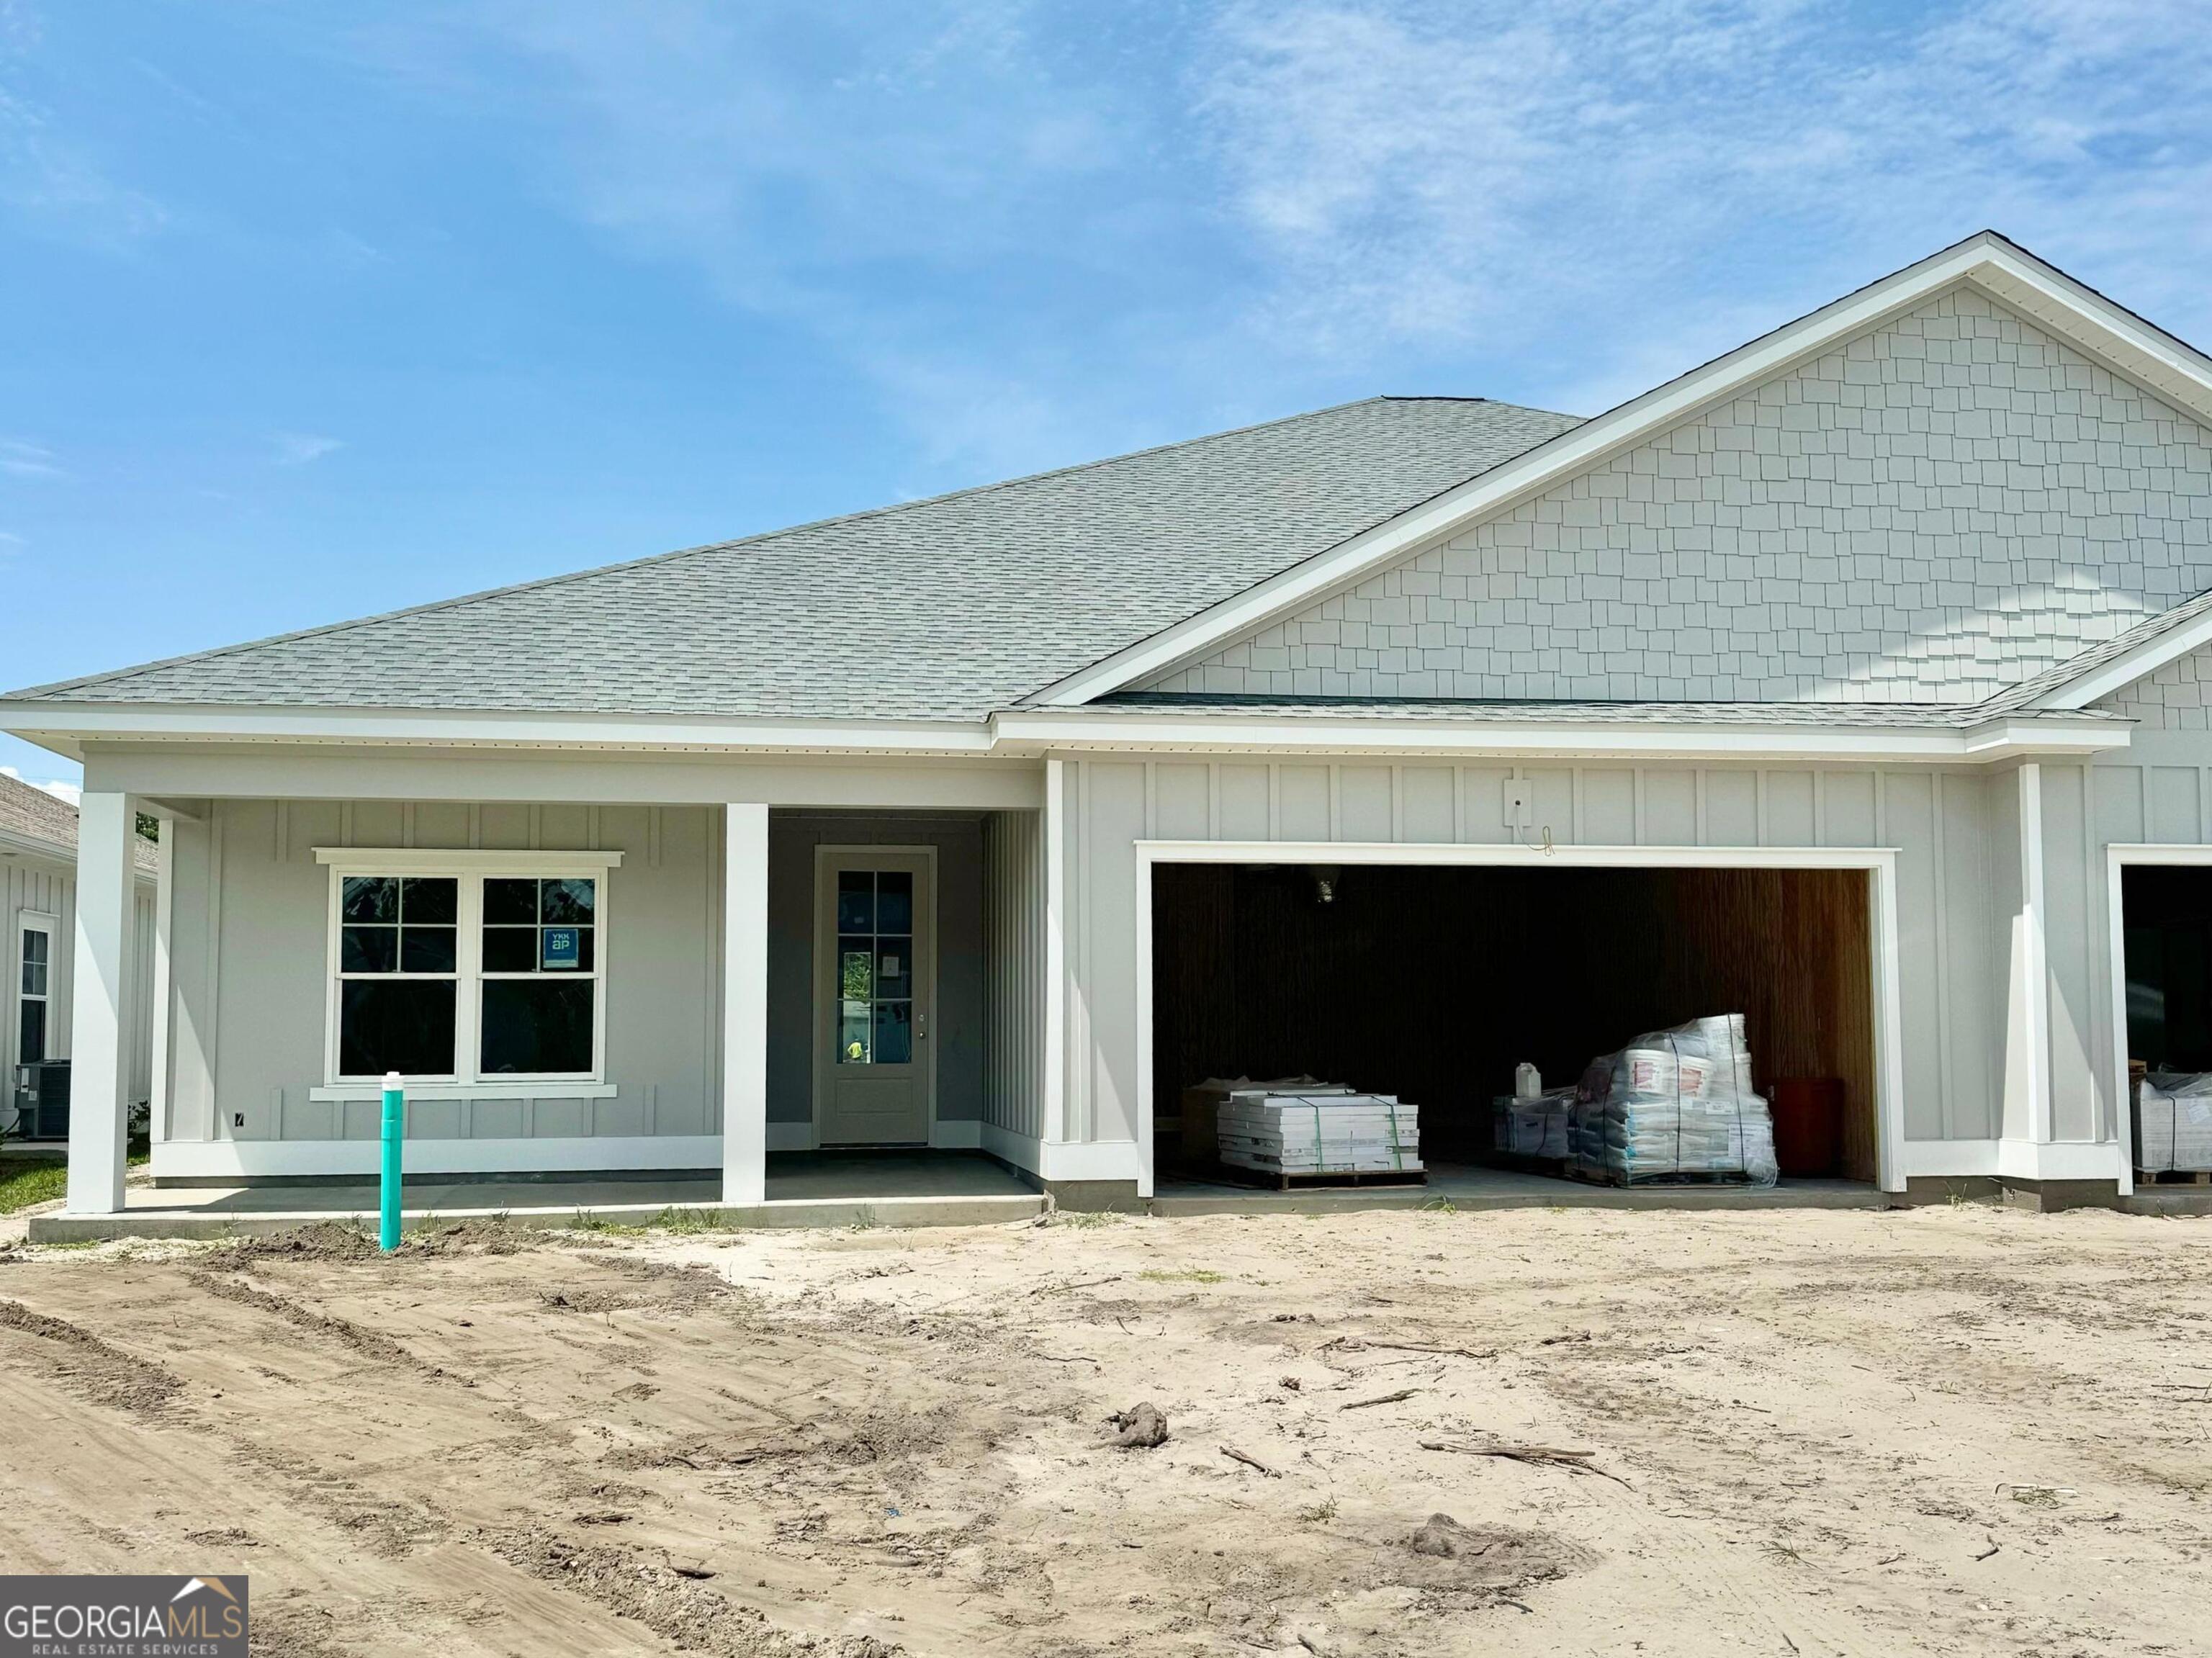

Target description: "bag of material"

left=1572, top=1014, right=1778, bottom=1187
left=2137, top=1073, right=2212, bottom=1172
left=1493, top=1087, right=1577, bottom=1159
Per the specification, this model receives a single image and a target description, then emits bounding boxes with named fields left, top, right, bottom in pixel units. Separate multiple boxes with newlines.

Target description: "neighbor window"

left=325, top=862, right=608, bottom=1086
left=17, top=919, right=52, bottom=1066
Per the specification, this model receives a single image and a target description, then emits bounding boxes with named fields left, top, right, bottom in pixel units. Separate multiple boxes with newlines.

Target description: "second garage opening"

left=1151, top=860, right=1881, bottom=1191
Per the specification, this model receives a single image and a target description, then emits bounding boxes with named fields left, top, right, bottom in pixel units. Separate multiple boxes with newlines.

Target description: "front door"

left=815, top=849, right=933, bottom=1145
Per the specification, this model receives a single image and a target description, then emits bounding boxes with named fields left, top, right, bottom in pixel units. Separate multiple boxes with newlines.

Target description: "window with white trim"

left=17, top=916, right=53, bottom=1066
left=323, top=859, right=610, bottom=1087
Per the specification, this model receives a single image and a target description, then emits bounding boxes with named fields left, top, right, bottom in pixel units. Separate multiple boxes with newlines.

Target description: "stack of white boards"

left=1218, top=1090, right=1422, bottom=1180
left=2138, top=1073, right=2212, bottom=1171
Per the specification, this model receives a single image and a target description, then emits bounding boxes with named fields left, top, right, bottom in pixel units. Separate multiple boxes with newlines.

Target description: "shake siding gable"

left=1147, top=287, right=2212, bottom=707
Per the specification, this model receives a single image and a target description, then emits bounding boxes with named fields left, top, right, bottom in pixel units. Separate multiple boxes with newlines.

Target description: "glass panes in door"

left=836, top=870, right=913, bottom=1065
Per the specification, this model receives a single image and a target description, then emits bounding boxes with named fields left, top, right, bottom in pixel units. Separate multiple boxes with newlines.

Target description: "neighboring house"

left=0, top=775, right=158, bottom=1138
left=11, top=230, right=2212, bottom=1215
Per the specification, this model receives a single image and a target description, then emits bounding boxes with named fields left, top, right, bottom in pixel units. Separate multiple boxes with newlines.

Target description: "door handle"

left=917, top=1011, right=928, bottom=1041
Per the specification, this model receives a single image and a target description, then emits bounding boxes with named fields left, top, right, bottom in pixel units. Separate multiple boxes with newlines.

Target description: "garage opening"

left=2120, top=864, right=2212, bottom=1181
left=1151, top=861, right=1881, bottom=1192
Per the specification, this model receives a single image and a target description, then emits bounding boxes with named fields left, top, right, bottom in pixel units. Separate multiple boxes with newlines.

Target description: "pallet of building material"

left=1492, top=1089, right=1576, bottom=1165
left=2136, top=1073, right=2212, bottom=1174
left=1208, top=1163, right=1429, bottom=1193
left=1570, top=1014, right=1779, bottom=1187
left=1218, top=1091, right=1422, bottom=1181
left=1179, top=1076, right=1349, bottom=1173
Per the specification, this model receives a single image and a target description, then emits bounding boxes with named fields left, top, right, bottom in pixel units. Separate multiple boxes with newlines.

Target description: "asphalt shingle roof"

left=0, top=775, right=159, bottom=870
left=7, top=397, right=1581, bottom=723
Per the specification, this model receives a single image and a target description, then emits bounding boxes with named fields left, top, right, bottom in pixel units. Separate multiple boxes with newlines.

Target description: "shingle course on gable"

left=4, top=397, right=1578, bottom=724
left=1148, top=289, right=2212, bottom=707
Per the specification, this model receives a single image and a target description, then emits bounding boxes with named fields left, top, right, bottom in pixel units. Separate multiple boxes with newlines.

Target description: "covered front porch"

left=53, top=747, right=1077, bottom=1225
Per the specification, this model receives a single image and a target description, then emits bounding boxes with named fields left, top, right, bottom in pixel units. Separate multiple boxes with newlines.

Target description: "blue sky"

left=4, top=0, right=2210, bottom=793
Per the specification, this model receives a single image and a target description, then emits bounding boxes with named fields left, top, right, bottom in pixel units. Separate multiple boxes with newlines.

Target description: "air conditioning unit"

left=9, top=1060, right=70, bottom=1141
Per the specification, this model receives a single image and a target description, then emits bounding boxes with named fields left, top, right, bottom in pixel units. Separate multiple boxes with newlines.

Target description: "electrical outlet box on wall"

left=1503, top=778, right=1533, bottom=827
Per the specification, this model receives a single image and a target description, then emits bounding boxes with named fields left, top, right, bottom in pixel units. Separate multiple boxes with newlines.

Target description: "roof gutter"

left=1, top=700, right=2129, bottom=770
left=987, top=709, right=2129, bottom=764
left=0, top=700, right=1004, bottom=761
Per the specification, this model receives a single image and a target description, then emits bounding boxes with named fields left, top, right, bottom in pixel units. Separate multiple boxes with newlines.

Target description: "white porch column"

left=721, top=803, right=770, bottom=1207
left=66, top=790, right=138, bottom=1215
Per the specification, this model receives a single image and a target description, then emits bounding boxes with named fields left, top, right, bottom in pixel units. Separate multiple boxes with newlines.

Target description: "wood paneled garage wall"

left=1151, top=862, right=1877, bottom=1180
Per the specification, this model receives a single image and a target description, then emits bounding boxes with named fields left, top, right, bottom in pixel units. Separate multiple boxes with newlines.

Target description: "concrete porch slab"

left=28, top=1150, right=1046, bottom=1242
left=1150, top=1163, right=1890, bottom=1217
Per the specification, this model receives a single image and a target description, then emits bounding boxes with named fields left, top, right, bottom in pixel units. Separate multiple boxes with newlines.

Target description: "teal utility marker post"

left=379, top=1071, right=405, bottom=1252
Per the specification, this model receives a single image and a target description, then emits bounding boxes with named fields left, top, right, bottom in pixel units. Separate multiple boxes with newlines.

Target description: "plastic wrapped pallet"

left=1493, top=1087, right=1577, bottom=1159
left=1571, top=1014, right=1779, bottom=1187
left=2137, top=1073, right=2212, bottom=1172
left=1218, top=1092, right=1422, bottom=1178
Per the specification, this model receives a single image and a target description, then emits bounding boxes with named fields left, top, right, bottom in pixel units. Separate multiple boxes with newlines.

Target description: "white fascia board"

left=2028, top=607, right=2212, bottom=711
left=0, top=824, right=72, bottom=867
left=1031, top=235, right=2212, bottom=708
left=0, top=699, right=999, bottom=758
left=990, top=709, right=2128, bottom=764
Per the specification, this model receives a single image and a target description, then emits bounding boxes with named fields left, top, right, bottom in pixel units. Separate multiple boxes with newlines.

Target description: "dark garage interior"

left=1151, top=861, right=1880, bottom=1185
left=2123, top=865, right=2212, bottom=1072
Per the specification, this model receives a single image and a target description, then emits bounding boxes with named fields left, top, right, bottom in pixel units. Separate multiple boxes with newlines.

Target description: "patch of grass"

left=848, top=1205, right=881, bottom=1232
left=1295, top=1495, right=1339, bottom=1523
left=0, top=1158, right=68, bottom=1215
left=1136, top=1267, right=1226, bottom=1284
left=652, top=1207, right=724, bottom=1235
left=1419, top=1193, right=1458, bottom=1215
left=1049, top=1209, right=1123, bottom=1228
left=570, top=1210, right=646, bottom=1237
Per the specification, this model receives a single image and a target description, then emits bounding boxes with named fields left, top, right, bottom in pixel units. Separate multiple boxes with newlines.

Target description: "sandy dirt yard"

left=1, top=1202, right=2209, bottom=1657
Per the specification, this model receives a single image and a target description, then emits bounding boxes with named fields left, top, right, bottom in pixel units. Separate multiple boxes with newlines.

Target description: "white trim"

left=315, top=847, right=623, bottom=873
left=2016, top=765, right=2053, bottom=1144
left=1896, top=1137, right=2125, bottom=1182
left=989, top=710, right=2126, bottom=765
left=150, top=1134, right=723, bottom=1181
left=1133, top=839, right=1911, bottom=1196
left=929, top=1117, right=983, bottom=1150
left=2100, top=842, right=2212, bottom=1195
left=2035, top=607, right=2212, bottom=711
left=1031, top=235, right=2212, bottom=706
left=1035, top=1137, right=1142, bottom=1184
left=722, top=804, right=770, bottom=1204
left=809, top=844, right=938, bottom=1147
left=4, top=700, right=998, bottom=758
left=307, top=1081, right=619, bottom=1104
left=319, top=859, right=612, bottom=1091
left=981, top=1119, right=1042, bottom=1177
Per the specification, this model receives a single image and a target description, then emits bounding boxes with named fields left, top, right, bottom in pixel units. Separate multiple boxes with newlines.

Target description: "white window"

left=317, top=852, right=619, bottom=1096
left=16, top=914, right=55, bottom=1068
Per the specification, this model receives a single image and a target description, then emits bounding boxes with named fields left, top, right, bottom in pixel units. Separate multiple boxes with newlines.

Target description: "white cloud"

left=0, top=436, right=63, bottom=478
left=0, top=529, right=23, bottom=557
left=1196, top=0, right=2212, bottom=407
left=272, top=431, right=343, bottom=466
left=0, top=6, right=166, bottom=251
left=0, top=764, right=79, bottom=805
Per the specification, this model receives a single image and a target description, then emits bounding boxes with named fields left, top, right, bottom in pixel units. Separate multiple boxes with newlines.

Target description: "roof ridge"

left=9, top=395, right=1520, bottom=702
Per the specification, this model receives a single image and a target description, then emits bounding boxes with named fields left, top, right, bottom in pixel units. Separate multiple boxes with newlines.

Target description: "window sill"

left=308, top=1081, right=617, bottom=1103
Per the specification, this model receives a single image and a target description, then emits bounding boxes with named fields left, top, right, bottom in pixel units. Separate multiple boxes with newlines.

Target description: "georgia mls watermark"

left=1, top=1577, right=247, bottom=1658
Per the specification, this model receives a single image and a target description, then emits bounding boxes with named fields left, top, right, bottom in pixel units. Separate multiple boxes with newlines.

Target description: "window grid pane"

left=333, top=871, right=602, bottom=1080
left=835, top=870, right=914, bottom=1067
